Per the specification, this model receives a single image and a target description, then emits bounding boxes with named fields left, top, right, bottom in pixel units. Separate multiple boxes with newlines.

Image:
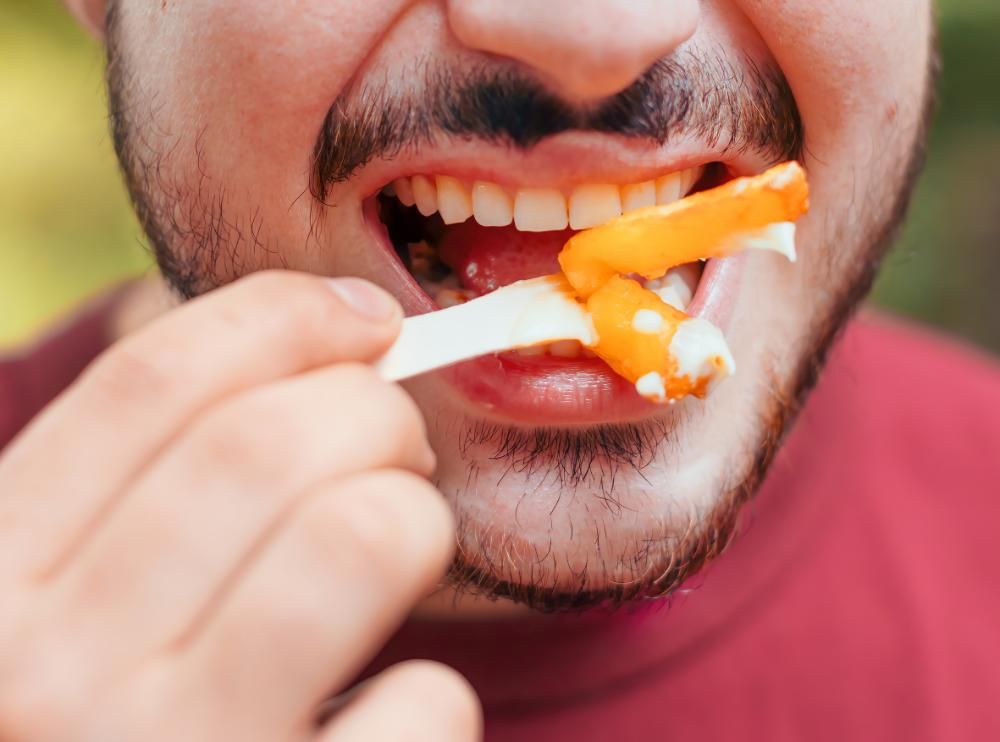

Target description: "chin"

left=343, top=141, right=812, bottom=611
left=423, top=401, right=770, bottom=612
left=413, top=346, right=787, bottom=610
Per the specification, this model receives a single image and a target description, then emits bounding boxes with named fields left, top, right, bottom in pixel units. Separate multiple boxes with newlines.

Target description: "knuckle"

left=390, top=661, right=482, bottom=740
left=188, top=365, right=431, bottom=479
left=381, top=382, right=428, bottom=443
left=303, top=484, right=400, bottom=577
left=376, top=471, right=454, bottom=558
left=303, top=471, right=451, bottom=584
left=84, top=338, right=181, bottom=406
left=341, top=471, right=454, bottom=576
left=189, top=398, right=282, bottom=472
left=378, top=384, right=428, bottom=452
left=328, top=365, right=432, bottom=468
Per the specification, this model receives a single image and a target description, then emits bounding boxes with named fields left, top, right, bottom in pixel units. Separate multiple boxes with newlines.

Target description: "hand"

left=0, top=272, right=481, bottom=742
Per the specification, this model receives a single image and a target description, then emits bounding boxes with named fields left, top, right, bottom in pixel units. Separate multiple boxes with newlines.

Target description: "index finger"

left=0, top=271, right=402, bottom=582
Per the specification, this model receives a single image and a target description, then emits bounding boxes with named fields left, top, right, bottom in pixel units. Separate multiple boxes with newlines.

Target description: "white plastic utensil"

left=374, top=276, right=596, bottom=382
left=373, top=222, right=797, bottom=383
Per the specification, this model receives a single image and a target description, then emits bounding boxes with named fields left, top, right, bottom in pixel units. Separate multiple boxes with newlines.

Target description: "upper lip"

left=350, top=130, right=776, bottom=200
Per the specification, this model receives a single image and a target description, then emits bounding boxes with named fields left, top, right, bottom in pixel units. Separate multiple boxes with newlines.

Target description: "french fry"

left=556, top=161, right=809, bottom=403
left=559, top=161, right=809, bottom=299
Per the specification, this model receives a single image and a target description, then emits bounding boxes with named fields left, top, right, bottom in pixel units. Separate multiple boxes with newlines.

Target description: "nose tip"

left=448, top=0, right=700, bottom=102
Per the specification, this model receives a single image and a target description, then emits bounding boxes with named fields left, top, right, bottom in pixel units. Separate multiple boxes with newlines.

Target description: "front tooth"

left=513, top=188, right=568, bottom=231
left=680, top=166, right=705, bottom=194
left=472, top=181, right=513, bottom=227
left=620, top=180, right=656, bottom=213
left=568, top=184, right=622, bottom=229
left=436, top=176, right=473, bottom=224
left=394, top=177, right=416, bottom=207
left=549, top=339, right=582, bottom=358
left=411, top=175, right=438, bottom=217
left=655, top=172, right=683, bottom=205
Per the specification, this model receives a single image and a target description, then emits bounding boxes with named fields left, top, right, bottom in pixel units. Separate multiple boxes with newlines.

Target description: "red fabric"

left=2, top=294, right=1000, bottom=741
left=373, top=312, right=1000, bottom=741
left=0, top=288, right=126, bottom=450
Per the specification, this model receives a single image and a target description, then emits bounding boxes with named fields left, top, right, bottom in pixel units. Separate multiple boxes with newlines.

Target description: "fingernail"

left=327, top=278, right=399, bottom=321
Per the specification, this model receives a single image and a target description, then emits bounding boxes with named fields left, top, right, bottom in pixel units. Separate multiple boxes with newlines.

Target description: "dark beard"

left=103, top=0, right=939, bottom=613
left=105, top=0, right=803, bottom=301
left=441, top=55, right=939, bottom=613
left=440, top=373, right=785, bottom=613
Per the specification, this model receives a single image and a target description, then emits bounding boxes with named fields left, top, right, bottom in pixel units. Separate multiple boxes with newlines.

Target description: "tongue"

left=437, top=222, right=574, bottom=294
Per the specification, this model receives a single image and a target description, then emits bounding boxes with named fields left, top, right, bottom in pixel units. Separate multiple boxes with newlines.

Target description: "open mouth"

left=367, top=163, right=741, bottom=423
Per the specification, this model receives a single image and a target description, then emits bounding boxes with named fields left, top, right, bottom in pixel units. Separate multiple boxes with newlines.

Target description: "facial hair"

left=103, top=2, right=939, bottom=611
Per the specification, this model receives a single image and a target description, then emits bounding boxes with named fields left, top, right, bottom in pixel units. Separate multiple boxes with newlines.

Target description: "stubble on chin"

left=428, top=377, right=787, bottom=614
left=431, top=40, right=939, bottom=613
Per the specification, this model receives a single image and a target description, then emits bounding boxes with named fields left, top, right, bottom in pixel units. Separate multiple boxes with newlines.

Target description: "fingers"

left=47, top=365, right=434, bottom=660
left=318, top=661, right=482, bottom=742
left=166, top=471, right=455, bottom=740
left=0, top=272, right=401, bottom=583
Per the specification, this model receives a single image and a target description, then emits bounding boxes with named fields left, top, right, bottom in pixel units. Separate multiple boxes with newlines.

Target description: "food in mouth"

left=564, top=162, right=809, bottom=402
left=376, top=162, right=808, bottom=404
left=558, top=164, right=808, bottom=298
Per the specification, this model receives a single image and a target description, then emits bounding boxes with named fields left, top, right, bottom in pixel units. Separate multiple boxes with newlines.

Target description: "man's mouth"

left=367, top=161, right=744, bottom=424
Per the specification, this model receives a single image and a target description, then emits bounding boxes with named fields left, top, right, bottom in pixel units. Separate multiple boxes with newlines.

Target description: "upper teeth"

left=515, top=188, right=568, bottom=231
left=388, top=166, right=704, bottom=232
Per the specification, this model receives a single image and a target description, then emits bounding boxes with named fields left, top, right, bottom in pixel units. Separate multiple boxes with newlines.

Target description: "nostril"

left=448, top=0, right=700, bottom=101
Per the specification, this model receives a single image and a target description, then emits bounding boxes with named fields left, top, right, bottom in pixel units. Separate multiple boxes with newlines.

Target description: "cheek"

left=734, top=0, right=931, bottom=135
left=733, top=0, right=932, bottom=173
left=121, top=0, right=409, bottom=255
left=730, top=0, right=932, bottom=296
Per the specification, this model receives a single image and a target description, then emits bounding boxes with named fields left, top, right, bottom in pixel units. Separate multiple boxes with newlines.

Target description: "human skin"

left=0, top=274, right=481, bottom=739
left=89, top=0, right=933, bottom=606
left=0, top=0, right=934, bottom=738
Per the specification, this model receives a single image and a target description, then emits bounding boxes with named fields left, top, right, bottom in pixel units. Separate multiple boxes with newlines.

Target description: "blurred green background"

left=1, top=0, right=998, bottom=353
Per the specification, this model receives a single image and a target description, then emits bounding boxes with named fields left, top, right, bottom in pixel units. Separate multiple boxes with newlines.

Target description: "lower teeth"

left=434, top=287, right=479, bottom=308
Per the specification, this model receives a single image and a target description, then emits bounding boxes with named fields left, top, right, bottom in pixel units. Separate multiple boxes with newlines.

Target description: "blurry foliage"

left=1, top=0, right=998, bottom=353
left=870, top=4, right=1000, bottom=352
left=0, top=0, right=149, bottom=347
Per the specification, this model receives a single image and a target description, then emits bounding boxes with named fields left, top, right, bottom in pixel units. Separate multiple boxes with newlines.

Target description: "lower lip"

left=365, top=197, right=746, bottom=425
left=443, top=256, right=745, bottom=424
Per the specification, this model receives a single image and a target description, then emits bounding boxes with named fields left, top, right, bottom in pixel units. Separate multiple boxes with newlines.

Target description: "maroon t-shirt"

left=3, top=290, right=1000, bottom=741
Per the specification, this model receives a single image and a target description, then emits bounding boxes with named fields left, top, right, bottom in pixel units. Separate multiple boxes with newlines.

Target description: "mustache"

left=311, top=49, right=804, bottom=200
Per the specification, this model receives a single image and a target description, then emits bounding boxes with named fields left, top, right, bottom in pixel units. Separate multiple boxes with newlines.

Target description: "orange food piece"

left=586, top=275, right=685, bottom=389
left=558, top=161, right=810, bottom=299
